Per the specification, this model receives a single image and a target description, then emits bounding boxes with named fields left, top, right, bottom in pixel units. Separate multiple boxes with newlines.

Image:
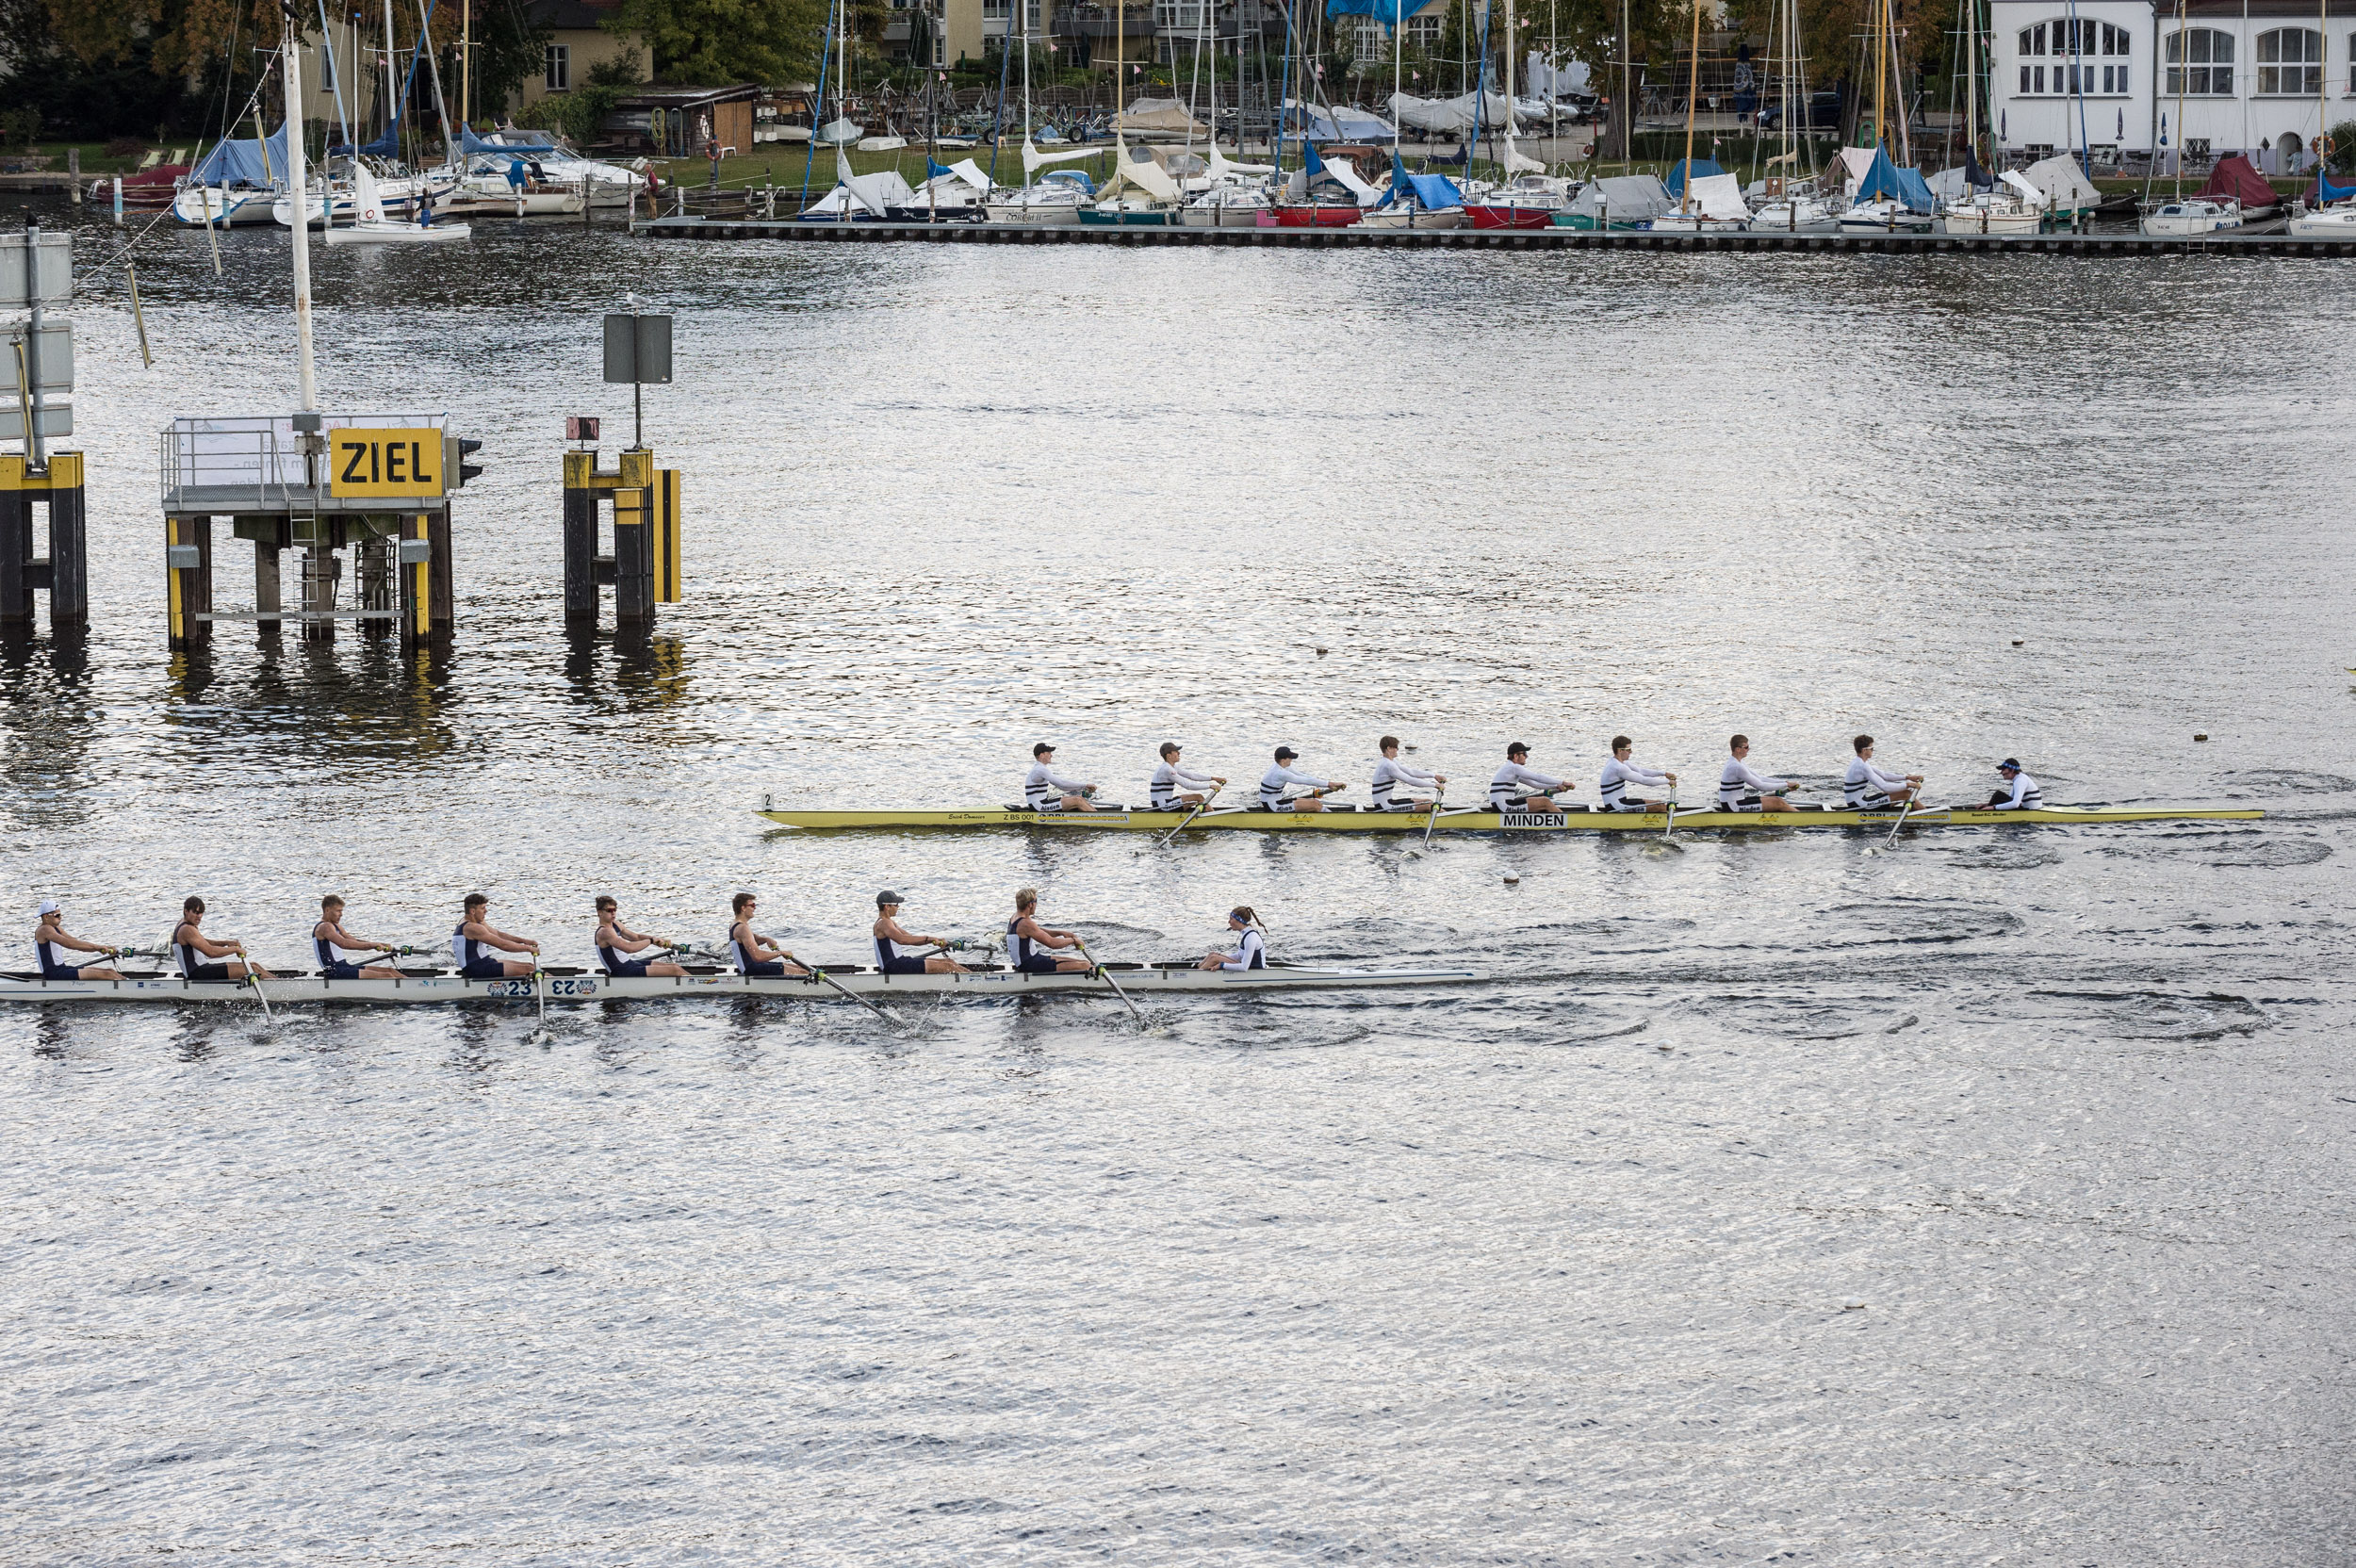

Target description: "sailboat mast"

left=1872, top=0, right=1886, bottom=149
left=384, top=0, right=398, bottom=146
left=1503, top=0, right=1518, bottom=171
left=1678, top=0, right=1699, bottom=210
left=282, top=0, right=318, bottom=413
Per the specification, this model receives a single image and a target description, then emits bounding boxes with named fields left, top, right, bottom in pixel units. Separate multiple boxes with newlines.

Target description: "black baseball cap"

left=876, top=890, right=902, bottom=906
left=1506, top=740, right=1530, bottom=757
left=1033, top=742, right=1055, bottom=757
left=1273, top=745, right=1298, bottom=760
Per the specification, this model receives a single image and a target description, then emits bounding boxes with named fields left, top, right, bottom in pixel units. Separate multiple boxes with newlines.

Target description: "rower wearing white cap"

left=1371, top=736, right=1445, bottom=810
left=1260, top=747, right=1345, bottom=812
left=1491, top=742, right=1574, bottom=811
left=1843, top=735, right=1923, bottom=809
left=873, top=890, right=971, bottom=974
left=1598, top=736, right=1677, bottom=812
left=1150, top=743, right=1224, bottom=809
left=33, top=899, right=123, bottom=981
left=1025, top=743, right=1098, bottom=812
left=1718, top=734, right=1796, bottom=813
left=1985, top=759, right=2044, bottom=810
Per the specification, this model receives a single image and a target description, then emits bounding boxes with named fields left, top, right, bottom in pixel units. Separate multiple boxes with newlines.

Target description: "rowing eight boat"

left=756, top=803, right=2264, bottom=834
left=0, top=962, right=1482, bottom=1006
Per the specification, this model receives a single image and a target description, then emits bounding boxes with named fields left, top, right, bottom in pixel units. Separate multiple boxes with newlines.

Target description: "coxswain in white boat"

left=728, top=891, right=809, bottom=977
left=1599, top=736, right=1677, bottom=812
left=313, top=894, right=401, bottom=979
left=33, top=898, right=123, bottom=981
left=1261, top=746, right=1346, bottom=812
left=874, top=890, right=971, bottom=974
left=1491, top=742, right=1574, bottom=811
left=453, top=892, right=539, bottom=979
left=1843, top=735, right=1923, bottom=809
left=593, top=895, right=687, bottom=978
left=1150, top=742, right=1224, bottom=809
left=1197, top=906, right=1270, bottom=971
left=1007, top=887, right=1093, bottom=972
left=1371, top=736, right=1446, bottom=810
left=1026, top=742, right=1098, bottom=812
left=1984, top=759, right=2044, bottom=810
left=174, top=895, right=274, bottom=981
left=1718, top=734, right=1796, bottom=813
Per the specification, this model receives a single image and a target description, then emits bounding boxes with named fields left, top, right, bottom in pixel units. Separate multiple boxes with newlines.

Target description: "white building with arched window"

left=1988, top=0, right=2352, bottom=170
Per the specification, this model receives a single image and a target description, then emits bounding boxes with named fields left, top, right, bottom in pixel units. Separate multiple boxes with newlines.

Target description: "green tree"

left=607, top=0, right=827, bottom=83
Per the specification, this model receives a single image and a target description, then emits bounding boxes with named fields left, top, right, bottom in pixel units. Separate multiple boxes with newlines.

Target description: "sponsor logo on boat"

left=1498, top=811, right=1568, bottom=829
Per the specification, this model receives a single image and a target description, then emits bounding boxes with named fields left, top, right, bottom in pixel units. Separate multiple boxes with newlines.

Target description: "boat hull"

left=756, top=804, right=2263, bottom=834
left=1464, top=204, right=1557, bottom=230
left=0, top=963, right=1483, bottom=1007
left=1271, top=204, right=1363, bottom=227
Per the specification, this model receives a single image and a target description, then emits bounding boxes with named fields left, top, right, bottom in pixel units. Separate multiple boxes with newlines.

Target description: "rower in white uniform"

left=1843, top=735, right=1923, bottom=809
left=593, top=895, right=687, bottom=978
left=1150, top=743, right=1224, bottom=809
left=1371, top=736, right=1445, bottom=811
left=1197, top=906, right=1269, bottom=971
left=1260, top=746, right=1345, bottom=812
left=174, top=895, right=274, bottom=981
left=1985, top=759, right=2044, bottom=810
left=1006, top=887, right=1091, bottom=973
left=1718, top=734, right=1795, bottom=814
left=1598, top=736, right=1677, bottom=812
left=874, top=890, right=971, bottom=974
left=1025, top=743, right=1097, bottom=812
left=313, top=894, right=401, bottom=979
left=1490, top=742, right=1574, bottom=811
left=728, top=891, right=808, bottom=977
left=33, top=898, right=123, bottom=981
left=454, top=893, right=538, bottom=979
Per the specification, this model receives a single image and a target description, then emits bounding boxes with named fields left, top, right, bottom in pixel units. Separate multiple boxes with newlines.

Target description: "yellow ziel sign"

left=329, top=428, right=446, bottom=498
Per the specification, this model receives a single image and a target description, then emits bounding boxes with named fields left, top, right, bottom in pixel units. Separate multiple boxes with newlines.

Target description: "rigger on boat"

left=0, top=888, right=1481, bottom=1007
left=756, top=734, right=2263, bottom=835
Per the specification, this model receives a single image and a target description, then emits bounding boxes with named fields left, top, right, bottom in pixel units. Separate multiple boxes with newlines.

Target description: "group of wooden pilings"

left=0, top=453, right=87, bottom=638
left=165, top=510, right=452, bottom=653
left=562, top=448, right=681, bottom=630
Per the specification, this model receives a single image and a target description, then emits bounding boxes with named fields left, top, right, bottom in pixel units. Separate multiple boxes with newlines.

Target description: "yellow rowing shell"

left=757, top=804, right=2265, bottom=834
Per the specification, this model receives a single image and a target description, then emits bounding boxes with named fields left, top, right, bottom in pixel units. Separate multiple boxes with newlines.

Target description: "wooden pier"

left=639, top=217, right=2356, bottom=257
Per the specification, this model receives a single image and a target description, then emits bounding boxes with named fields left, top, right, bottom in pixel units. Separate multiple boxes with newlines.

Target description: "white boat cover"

left=1832, top=146, right=1876, bottom=194
left=2021, top=155, right=2099, bottom=214
left=1114, top=98, right=1210, bottom=137
left=803, top=149, right=917, bottom=216
left=1093, top=140, right=1183, bottom=204
left=1389, top=90, right=1518, bottom=135
left=1560, top=172, right=1674, bottom=222
left=1678, top=172, right=1748, bottom=220
left=856, top=134, right=908, bottom=153
left=933, top=157, right=993, bottom=192
left=1023, top=138, right=1105, bottom=176
left=1284, top=151, right=1382, bottom=205
left=817, top=118, right=864, bottom=145
left=2001, top=171, right=2046, bottom=208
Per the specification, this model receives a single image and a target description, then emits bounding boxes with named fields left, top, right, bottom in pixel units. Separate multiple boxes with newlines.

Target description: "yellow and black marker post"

left=0, top=450, right=87, bottom=635
left=564, top=442, right=682, bottom=630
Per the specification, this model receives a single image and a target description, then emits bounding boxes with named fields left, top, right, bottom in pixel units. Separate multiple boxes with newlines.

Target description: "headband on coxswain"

left=1998, top=759, right=2021, bottom=773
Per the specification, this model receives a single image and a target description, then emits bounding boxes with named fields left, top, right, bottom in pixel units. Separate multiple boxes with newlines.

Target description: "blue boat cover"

left=2309, top=168, right=2356, bottom=204
left=1377, top=154, right=1463, bottom=210
left=1039, top=169, right=1096, bottom=194
left=1664, top=157, right=1725, bottom=197
left=1852, top=146, right=1937, bottom=213
left=1324, top=0, right=1422, bottom=21
left=189, top=129, right=289, bottom=188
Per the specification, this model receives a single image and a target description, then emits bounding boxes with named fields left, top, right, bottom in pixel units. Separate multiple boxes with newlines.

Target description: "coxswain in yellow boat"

left=1261, top=746, right=1347, bottom=812
left=1006, top=887, right=1092, bottom=972
left=313, top=894, right=401, bottom=978
left=1599, top=736, right=1677, bottom=812
left=1150, top=742, right=1224, bottom=809
left=1491, top=742, right=1574, bottom=811
left=1371, top=737, right=1445, bottom=810
left=1843, top=735, right=1923, bottom=809
left=874, top=890, right=971, bottom=974
left=1985, top=759, right=2044, bottom=810
left=174, top=895, right=274, bottom=980
left=594, top=895, right=688, bottom=978
left=728, top=891, right=809, bottom=977
left=1197, top=906, right=1270, bottom=971
left=1719, top=735, right=1797, bottom=814
left=34, top=897, right=123, bottom=981
left=454, top=893, right=539, bottom=979
left=1026, top=742, right=1098, bottom=812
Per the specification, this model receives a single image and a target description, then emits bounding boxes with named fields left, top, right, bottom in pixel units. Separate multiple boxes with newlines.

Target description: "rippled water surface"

left=3, top=207, right=2352, bottom=1563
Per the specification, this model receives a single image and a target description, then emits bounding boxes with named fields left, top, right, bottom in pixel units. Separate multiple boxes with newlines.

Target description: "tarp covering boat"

left=2302, top=167, right=2355, bottom=204
left=1665, top=156, right=1725, bottom=197
left=1389, top=90, right=1515, bottom=135
left=1093, top=141, right=1183, bottom=204
left=1561, top=172, right=1674, bottom=224
left=2196, top=155, right=2275, bottom=210
left=924, top=156, right=994, bottom=191
left=2020, top=154, right=2099, bottom=216
left=1284, top=99, right=1396, bottom=142
left=802, top=151, right=916, bottom=216
left=1282, top=140, right=1383, bottom=204
left=1674, top=172, right=1749, bottom=220
left=1851, top=146, right=1936, bottom=213
left=1377, top=155, right=1464, bottom=209
left=1926, top=152, right=2001, bottom=201
left=461, top=128, right=557, bottom=155
left=189, top=129, right=289, bottom=188
left=1113, top=98, right=1210, bottom=137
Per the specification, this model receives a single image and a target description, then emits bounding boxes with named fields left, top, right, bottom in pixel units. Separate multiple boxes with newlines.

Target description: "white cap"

left=36, top=898, right=59, bottom=915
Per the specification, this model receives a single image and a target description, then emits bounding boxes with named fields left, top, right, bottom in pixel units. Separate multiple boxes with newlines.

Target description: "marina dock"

left=639, top=216, right=2356, bottom=256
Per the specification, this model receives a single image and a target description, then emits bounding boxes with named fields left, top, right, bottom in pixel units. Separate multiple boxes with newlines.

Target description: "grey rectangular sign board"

left=0, top=404, right=73, bottom=440
left=602, top=313, right=673, bottom=384
left=0, top=234, right=73, bottom=309
left=1, top=321, right=72, bottom=394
